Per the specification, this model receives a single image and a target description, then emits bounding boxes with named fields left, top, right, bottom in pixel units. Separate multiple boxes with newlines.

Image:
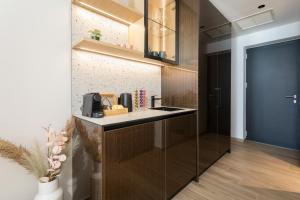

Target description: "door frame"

left=244, top=37, right=300, bottom=140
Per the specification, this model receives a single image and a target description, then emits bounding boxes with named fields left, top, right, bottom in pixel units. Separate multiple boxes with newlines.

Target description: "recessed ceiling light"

left=235, top=9, right=274, bottom=30
left=258, top=4, right=266, bottom=9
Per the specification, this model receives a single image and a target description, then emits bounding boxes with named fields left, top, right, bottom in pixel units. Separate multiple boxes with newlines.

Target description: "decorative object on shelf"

left=88, top=29, right=102, bottom=41
left=150, top=50, right=159, bottom=57
left=75, top=119, right=102, bottom=200
left=159, top=51, right=166, bottom=59
left=0, top=118, right=79, bottom=200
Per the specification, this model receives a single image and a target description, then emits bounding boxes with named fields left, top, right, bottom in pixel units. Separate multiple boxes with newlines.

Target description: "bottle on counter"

left=134, top=89, right=139, bottom=112
left=139, top=89, right=147, bottom=111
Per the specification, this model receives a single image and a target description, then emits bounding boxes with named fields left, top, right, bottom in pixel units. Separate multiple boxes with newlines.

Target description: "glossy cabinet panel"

left=103, top=121, right=166, bottom=200
left=162, top=67, right=198, bottom=109
left=198, top=0, right=231, bottom=175
left=165, top=113, right=197, bottom=199
left=73, top=119, right=103, bottom=200
left=217, top=52, right=231, bottom=156
left=102, top=113, right=197, bottom=200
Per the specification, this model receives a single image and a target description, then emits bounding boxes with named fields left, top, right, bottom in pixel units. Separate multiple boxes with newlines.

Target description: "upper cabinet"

left=145, top=0, right=179, bottom=65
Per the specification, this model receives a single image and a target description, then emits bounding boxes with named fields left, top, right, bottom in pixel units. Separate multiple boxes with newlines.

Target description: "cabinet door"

left=145, top=0, right=179, bottom=64
left=218, top=52, right=231, bottom=156
left=198, top=54, right=220, bottom=175
left=103, top=121, right=165, bottom=200
left=165, top=113, right=197, bottom=199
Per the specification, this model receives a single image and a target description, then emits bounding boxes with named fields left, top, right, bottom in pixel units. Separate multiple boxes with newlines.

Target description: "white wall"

left=231, top=21, right=300, bottom=139
left=0, top=0, right=71, bottom=199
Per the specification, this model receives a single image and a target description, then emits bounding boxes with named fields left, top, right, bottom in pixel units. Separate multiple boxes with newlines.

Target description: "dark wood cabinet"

left=165, top=113, right=197, bottom=199
left=102, top=113, right=197, bottom=200
left=103, top=121, right=166, bottom=200
left=197, top=0, right=231, bottom=175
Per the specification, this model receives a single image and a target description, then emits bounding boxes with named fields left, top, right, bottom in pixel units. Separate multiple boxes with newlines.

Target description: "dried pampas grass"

left=0, top=117, right=79, bottom=182
left=0, top=139, right=32, bottom=171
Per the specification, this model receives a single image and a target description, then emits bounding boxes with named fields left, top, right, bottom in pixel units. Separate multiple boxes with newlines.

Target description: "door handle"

left=285, top=95, right=297, bottom=104
left=285, top=95, right=297, bottom=99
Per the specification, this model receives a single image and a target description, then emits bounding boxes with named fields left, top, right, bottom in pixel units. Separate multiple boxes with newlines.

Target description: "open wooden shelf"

left=73, top=0, right=143, bottom=25
left=73, top=39, right=164, bottom=66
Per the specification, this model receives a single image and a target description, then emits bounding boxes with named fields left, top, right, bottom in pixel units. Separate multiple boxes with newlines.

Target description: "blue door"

left=246, top=39, right=300, bottom=150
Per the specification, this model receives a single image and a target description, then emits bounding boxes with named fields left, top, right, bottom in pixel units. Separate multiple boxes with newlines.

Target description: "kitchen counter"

left=74, top=107, right=196, bottom=131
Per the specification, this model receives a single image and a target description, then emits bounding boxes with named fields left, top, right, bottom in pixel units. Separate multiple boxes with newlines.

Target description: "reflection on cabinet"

left=102, top=113, right=197, bottom=200
left=73, top=119, right=103, bottom=200
left=162, top=66, right=198, bottom=109
left=165, top=113, right=197, bottom=199
left=198, top=0, right=231, bottom=175
left=178, top=0, right=199, bottom=71
left=103, top=121, right=166, bottom=200
left=198, top=52, right=231, bottom=175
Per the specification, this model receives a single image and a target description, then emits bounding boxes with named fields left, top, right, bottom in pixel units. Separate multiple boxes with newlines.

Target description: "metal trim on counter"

left=103, top=110, right=196, bottom=131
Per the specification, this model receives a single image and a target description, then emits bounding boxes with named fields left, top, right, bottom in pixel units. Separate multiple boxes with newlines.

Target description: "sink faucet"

left=151, top=95, right=162, bottom=108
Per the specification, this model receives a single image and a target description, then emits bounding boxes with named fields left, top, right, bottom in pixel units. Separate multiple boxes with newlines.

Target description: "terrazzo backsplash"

left=72, top=5, right=161, bottom=114
left=72, top=5, right=128, bottom=46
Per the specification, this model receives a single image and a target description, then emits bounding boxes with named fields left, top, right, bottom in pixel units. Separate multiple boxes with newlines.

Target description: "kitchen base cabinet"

left=165, top=114, right=197, bottom=199
left=102, top=112, right=197, bottom=200
left=103, top=121, right=166, bottom=200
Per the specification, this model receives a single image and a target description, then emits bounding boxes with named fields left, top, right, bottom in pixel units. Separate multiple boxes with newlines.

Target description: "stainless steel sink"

left=149, top=107, right=183, bottom=111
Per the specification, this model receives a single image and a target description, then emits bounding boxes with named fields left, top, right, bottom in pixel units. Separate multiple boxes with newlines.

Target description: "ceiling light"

left=235, top=9, right=274, bottom=30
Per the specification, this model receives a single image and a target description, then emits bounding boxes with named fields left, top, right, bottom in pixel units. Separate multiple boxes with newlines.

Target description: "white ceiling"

left=209, top=0, right=300, bottom=35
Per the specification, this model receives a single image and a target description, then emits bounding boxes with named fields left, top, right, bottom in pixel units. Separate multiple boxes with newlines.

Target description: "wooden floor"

left=173, top=140, right=300, bottom=200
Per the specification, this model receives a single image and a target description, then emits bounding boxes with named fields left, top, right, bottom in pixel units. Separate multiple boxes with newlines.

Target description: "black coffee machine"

left=82, top=93, right=104, bottom=118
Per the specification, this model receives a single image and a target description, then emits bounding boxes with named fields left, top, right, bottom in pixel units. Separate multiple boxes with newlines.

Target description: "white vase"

left=34, top=179, right=63, bottom=200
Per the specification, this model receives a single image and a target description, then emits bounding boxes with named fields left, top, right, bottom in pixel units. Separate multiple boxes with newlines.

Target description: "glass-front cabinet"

left=145, top=0, right=179, bottom=64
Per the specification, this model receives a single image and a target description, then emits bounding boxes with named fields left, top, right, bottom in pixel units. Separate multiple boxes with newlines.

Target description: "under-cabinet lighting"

left=76, top=47, right=163, bottom=67
left=77, top=1, right=133, bottom=25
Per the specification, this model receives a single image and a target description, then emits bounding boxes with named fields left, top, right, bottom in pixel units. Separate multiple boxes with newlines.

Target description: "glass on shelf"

left=147, top=19, right=176, bottom=61
left=146, top=0, right=177, bottom=63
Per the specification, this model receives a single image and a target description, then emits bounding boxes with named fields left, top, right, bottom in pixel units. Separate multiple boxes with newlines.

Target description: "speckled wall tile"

left=72, top=51, right=161, bottom=113
left=72, top=5, right=129, bottom=46
left=72, top=5, right=161, bottom=113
